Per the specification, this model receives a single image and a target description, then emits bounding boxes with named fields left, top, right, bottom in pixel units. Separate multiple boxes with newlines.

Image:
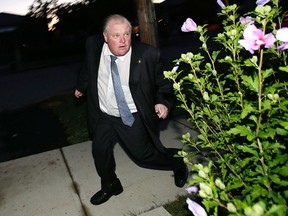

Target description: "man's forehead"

left=107, top=25, right=131, bottom=33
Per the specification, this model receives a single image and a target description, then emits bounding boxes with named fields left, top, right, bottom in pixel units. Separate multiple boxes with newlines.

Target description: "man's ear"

left=103, top=33, right=107, bottom=43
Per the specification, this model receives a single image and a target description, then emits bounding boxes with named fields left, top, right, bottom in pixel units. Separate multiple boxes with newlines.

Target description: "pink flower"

left=181, top=18, right=197, bottom=32
left=186, top=198, right=208, bottom=216
left=240, top=16, right=254, bottom=25
left=276, top=27, right=288, bottom=50
left=185, top=185, right=199, bottom=194
left=256, top=0, right=270, bottom=6
left=239, top=24, right=276, bottom=54
left=217, top=0, right=225, bottom=9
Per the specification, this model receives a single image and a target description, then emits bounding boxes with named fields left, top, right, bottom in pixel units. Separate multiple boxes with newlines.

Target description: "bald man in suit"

left=75, top=14, right=188, bottom=205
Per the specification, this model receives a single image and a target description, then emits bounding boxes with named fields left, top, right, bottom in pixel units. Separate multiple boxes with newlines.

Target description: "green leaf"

left=233, top=199, right=246, bottom=210
left=269, top=154, right=288, bottom=167
left=262, top=176, right=270, bottom=189
left=244, top=56, right=258, bottom=67
left=266, top=142, right=286, bottom=151
left=274, top=166, right=288, bottom=177
left=241, top=103, right=254, bottom=119
left=262, top=68, right=273, bottom=79
left=248, top=115, right=258, bottom=124
left=241, top=74, right=259, bottom=92
left=279, top=122, right=288, bottom=130
left=270, top=190, right=288, bottom=205
left=258, top=127, right=275, bottom=139
left=227, top=125, right=256, bottom=141
left=269, top=174, right=288, bottom=186
left=212, top=50, right=220, bottom=61
left=262, top=99, right=272, bottom=111
left=279, top=66, right=288, bottom=72
left=284, top=190, right=288, bottom=199
left=250, top=185, right=268, bottom=199
left=211, top=94, right=218, bottom=102
left=219, top=191, right=229, bottom=201
left=198, top=134, right=206, bottom=141
left=205, top=63, right=212, bottom=71
left=240, top=157, right=253, bottom=168
left=264, top=204, right=287, bottom=216
left=238, top=145, right=259, bottom=157
left=276, top=127, right=288, bottom=136
left=227, top=181, right=243, bottom=191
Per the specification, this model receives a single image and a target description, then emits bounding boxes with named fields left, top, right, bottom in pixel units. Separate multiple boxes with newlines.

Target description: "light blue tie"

left=110, top=55, right=135, bottom=127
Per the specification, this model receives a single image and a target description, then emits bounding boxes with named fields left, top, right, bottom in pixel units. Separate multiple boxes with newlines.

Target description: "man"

left=74, top=14, right=188, bottom=205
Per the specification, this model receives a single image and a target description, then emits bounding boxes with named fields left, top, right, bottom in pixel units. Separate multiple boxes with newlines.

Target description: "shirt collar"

left=103, top=43, right=131, bottom=61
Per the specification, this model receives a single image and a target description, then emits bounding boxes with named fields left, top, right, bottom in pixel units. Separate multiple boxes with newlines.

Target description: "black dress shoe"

left=90, top=179, right=123, bottom=205
left=174, top=163, right=189, bottom=188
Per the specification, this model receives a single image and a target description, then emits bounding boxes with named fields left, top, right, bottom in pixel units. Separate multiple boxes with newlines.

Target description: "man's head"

left=103, top=14, right=132, bottom=56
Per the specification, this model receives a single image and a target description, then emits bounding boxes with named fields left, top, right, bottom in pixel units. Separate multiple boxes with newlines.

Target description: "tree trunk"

left=135, top=0, right=158, bottom=47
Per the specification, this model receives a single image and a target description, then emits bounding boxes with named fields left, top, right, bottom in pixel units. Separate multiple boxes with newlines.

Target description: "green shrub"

left=164, top=0, right=288, bottom=215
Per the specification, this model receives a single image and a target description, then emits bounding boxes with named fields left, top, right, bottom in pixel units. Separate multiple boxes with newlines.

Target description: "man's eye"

left=112, top=35, right=119, bottom=38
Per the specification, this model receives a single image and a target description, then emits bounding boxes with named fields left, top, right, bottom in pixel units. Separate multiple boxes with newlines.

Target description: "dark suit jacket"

left=76, top=35, right=173, bottom=152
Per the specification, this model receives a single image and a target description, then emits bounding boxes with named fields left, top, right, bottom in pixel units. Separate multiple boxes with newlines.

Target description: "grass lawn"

left=164, top=195, right=193, bottom=216
left=44, top=92, right=90, bottom=145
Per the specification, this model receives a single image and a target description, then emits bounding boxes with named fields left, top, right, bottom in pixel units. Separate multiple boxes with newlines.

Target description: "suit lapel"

left=129, top=44, right=141, bottom=88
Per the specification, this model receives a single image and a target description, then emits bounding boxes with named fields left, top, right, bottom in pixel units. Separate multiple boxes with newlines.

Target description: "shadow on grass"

left=164, top=195, right=191, bottom=216
left=45, top=92, right=90, bottom=145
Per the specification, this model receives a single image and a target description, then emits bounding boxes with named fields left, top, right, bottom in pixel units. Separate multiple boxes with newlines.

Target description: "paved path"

left=0, top=117, right=196, bottom=216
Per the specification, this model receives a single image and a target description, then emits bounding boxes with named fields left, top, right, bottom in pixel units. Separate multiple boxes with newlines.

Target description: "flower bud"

left=252, top=203, right=265, bottom=216
left=227, top=203, right=237, bottom=213
left=244, top=207, right=253, bottom=216
left=203, top=92, right=210, bottom=101
left=202, top=43, right=207, bottom=49
left=274, top=94, right=279, bottom=100
left=199, top=170, right=208, bottom=179
left=183, top=157, right=190, bottom=164
left=199, top=183, right=213, bottom=197
left=215, top=178, right=226, bottom=190
left=173, top=83, right=181, bottom=91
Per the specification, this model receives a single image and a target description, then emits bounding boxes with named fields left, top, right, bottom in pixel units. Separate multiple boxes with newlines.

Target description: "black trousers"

left=91, top=112, right=181, bottom=190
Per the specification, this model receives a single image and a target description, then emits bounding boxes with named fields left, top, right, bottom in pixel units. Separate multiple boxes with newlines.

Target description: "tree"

left=27, top=0, right=59, bottom=24
left=135, top=0, right=159, bottom=47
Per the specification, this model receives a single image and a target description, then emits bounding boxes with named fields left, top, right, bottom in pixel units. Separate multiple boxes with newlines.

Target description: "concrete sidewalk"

left=0, top=118, right=196, bottom=216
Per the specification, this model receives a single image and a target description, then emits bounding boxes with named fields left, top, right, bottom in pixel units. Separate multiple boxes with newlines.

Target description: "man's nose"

left=119, top=36, right=126, bottom=43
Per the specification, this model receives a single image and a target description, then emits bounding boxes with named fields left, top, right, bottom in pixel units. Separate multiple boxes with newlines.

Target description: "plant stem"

left=256, top=48, right=267, bottom=177
left=203, top=46, right=224, bottom=100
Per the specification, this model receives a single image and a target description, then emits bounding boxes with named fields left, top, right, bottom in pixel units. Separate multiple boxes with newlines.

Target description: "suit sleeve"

left=75, top=61, right=88, bottom=93
left=75, top=39, right=90, bottom=93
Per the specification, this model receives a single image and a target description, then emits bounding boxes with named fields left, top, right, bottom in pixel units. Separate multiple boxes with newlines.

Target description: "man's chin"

left=116, top=50, right=129, bottom=56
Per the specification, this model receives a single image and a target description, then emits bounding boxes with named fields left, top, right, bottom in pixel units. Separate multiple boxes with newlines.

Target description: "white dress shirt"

left=98, top=43, right=137, bottom=117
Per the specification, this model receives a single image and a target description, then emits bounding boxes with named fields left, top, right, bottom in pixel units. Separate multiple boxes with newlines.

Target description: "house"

left=0, top=13, right=24, bottom=71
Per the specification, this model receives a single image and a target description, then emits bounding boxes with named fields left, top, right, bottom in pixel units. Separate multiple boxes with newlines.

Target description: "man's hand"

left=74, top=90, right=83, bottom=98
left=155, top=104, right=168, bottom=119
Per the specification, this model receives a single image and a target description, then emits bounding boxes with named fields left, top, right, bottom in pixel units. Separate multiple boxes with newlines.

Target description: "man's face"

left=103, top=19, right=132, bottom=56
